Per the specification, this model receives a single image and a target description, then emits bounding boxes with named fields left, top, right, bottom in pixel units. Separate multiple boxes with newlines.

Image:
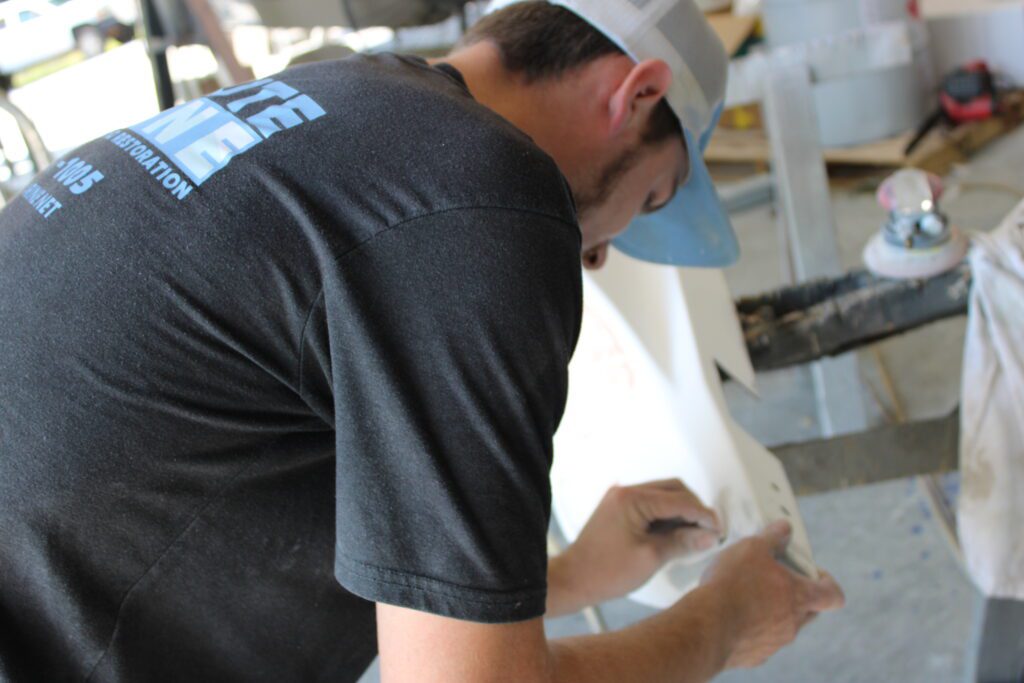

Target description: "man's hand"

left=548, top=479, right=721, bottom=616
left=380, top=518, right=844, bottom=683
left=699, top=519, right=846, bottom=669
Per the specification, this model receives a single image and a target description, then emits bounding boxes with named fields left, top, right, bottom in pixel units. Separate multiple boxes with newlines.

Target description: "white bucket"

left=813, top=51, right=929, bottom=147
left=762, top=0, right=910, bottom=47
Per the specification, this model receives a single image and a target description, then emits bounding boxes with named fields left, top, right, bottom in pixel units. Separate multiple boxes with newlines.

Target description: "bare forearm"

left=546, top=585, right=731, bottom=683
left=546, top=552, right=593, bottom=618
left=381, top=523, right=842, bottom=683
left=545, top=541, right=647, bottom=618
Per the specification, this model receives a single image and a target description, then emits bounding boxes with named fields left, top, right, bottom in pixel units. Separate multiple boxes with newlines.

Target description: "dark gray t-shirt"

left=0, top=54, right=582, bottom=682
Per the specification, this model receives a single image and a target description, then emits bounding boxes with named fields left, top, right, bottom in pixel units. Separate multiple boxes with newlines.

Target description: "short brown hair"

left=461, top=2, right=682, bottom=145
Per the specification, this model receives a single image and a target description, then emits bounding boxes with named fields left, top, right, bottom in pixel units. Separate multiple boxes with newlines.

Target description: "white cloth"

left=959, top=198, right=1024, bottom=600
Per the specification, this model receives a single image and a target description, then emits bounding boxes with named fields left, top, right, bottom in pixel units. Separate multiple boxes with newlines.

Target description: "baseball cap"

left=491, top=0, right=739, bottom=267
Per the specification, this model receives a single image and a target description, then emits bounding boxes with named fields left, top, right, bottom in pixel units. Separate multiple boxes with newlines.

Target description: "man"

left=0, top=0, right=843, bottom=680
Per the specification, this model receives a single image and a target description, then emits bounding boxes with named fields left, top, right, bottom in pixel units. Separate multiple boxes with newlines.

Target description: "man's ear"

left=608, top=59, right=673, bottom=137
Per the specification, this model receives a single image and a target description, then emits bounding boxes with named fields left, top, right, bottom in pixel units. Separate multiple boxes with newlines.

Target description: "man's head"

left=455, top=2, right=689, bottom=269
left=445, top=0, right=737, bottom=269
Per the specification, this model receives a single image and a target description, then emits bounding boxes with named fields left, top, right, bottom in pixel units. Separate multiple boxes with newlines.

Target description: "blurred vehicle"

left=48, top=0, right=136, bottom=52
left=0, top=0, right=76, bottom=76
left=0, top=0, right=135, bottom=79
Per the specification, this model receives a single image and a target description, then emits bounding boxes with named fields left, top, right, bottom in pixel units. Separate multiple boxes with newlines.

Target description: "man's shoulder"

left=283, top=53, right=579, bottom=228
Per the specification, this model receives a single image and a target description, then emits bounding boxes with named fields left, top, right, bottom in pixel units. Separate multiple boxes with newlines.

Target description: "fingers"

left=638, top=488, right=721, bottom=533
left=650, top=527, right=719, bottom=563
left=758, top=521, right=844, bottom=614
left=803, top=570, right=846, bottom=612
left=759, top=519, right=793, bottom=553
left=656, top=526, right=720, bottom=559
left=680, top=527, right=720, bottom=552
left=619, top=479, right=722, bottom=534
left=787, top=568, right=844, bottom=633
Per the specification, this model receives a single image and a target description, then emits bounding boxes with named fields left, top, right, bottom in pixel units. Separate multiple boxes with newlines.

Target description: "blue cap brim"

left=612, top=120, right=739, bottom=268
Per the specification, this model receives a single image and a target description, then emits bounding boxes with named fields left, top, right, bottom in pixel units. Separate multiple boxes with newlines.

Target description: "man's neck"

left=433, top=43, right=539, bottom=138
left=431, top=42, right=594, bottom=188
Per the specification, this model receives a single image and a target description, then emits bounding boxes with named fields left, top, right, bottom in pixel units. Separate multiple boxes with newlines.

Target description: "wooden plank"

left=921, top=0, right=1023, bottom=18
left=706, top=127, right=771, bottom=163
left=912, top=91, right=1024, bottom=173
left=820, top=133, right=914, bottom=165
left=706, top=14, right=756, bottom=57
left=706, top=91, right=1024, bottom=172
left=706, top=128, right=915, bottom=167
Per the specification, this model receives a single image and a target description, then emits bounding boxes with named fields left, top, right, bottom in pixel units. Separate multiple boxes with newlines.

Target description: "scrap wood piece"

left=738, top=263, right=971, bottom=372
left=706, top=14, right=757, bottom=57
left=909, top=90, right=1024, bottom=176
left=706, top=127, right=772, bottom=164
left=706, top=127, right=916, bottom=167
left=706, top=90, right=1024, bottom=173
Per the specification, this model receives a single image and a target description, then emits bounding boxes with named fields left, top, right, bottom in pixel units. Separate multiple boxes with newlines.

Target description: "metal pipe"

left=137, top=0, right=176, bottom=111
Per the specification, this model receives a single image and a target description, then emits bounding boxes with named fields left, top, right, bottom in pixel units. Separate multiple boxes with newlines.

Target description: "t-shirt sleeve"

left=298, top=207, right=582, bottom=623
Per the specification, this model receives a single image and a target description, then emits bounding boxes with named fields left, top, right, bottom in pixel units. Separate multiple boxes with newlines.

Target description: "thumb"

left=805, top=570, right=846, bottom=612
left=760, top=519, right=793, bottom=554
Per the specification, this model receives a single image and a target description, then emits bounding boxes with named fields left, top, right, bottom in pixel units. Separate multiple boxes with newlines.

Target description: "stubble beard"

left=572, top=144, right=643, bottom=222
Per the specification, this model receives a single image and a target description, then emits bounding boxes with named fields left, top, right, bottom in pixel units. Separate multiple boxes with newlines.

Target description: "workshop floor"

left=361, top=127, right=1024, bottom=683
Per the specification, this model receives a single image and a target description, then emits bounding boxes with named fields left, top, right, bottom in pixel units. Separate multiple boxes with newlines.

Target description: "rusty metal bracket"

left=738, top=263, right=971, bottom=372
